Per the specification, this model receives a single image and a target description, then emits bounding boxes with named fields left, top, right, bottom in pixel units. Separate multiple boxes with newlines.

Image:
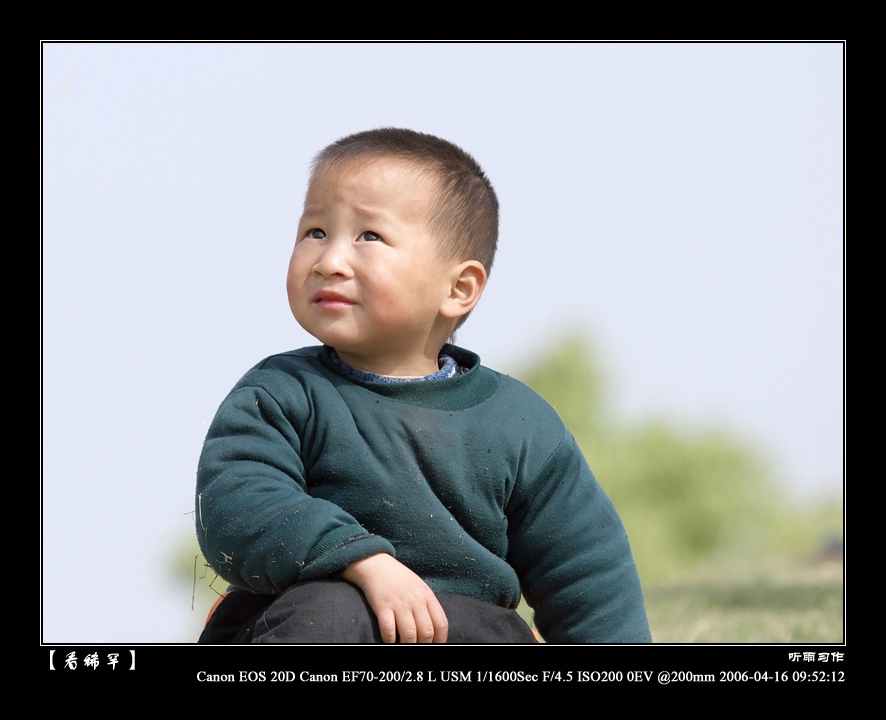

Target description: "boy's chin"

left=291, top=316, right=329, bottom=346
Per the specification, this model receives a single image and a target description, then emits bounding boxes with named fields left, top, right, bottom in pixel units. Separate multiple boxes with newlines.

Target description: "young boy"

left=196, top=128, right=650, bottom=644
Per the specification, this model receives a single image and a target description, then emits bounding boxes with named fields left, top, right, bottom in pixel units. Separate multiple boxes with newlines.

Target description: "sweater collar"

left=318, top=344, right=500, bottom=410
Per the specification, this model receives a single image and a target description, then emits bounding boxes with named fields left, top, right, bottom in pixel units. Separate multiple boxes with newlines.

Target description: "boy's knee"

left=251, top=579, right=383, bottom=643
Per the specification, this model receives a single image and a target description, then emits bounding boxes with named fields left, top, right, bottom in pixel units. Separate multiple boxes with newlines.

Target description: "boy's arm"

left=196, top=382, right=395, bottom=595
left=507, top=431, right=651, bottom=643
left=198, top=376, right=449, bottom=642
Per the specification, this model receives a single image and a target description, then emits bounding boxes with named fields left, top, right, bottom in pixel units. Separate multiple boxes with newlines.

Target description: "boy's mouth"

left=313, top=289, right=356, bottom=307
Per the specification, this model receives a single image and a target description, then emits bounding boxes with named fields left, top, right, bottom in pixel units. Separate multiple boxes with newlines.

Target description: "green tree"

left=517, top=333, right=783, bottom=582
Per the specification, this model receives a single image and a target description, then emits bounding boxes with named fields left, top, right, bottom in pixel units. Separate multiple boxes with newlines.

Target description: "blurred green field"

left=517, top=554, right=843, bottom=643
left=644, top=557, right=843, bottom=643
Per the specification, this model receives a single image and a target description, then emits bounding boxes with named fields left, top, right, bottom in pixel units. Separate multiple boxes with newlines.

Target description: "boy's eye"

left=359, top=231, right=382, bottom=242
left=307, top=228, right=326, bottom=240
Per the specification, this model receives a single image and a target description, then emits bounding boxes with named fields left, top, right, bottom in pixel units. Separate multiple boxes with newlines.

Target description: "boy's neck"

left=332, top=347, right=445, bottom=379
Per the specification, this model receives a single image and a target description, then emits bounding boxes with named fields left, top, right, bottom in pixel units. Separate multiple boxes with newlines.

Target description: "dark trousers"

left=199, top=579, right=538, bottom=644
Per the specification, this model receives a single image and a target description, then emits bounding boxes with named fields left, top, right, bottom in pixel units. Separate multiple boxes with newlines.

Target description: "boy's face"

left=288, top=156, right=459, bottom=377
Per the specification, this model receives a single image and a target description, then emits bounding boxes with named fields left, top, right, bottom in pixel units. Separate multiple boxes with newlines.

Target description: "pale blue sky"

left=42, top=42, right=843, bottom=642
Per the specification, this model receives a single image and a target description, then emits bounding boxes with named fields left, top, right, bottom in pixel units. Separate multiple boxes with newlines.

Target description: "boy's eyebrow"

left=350, top=203, right=398, bottom=223
left=301, top=201, right=401, bottom=225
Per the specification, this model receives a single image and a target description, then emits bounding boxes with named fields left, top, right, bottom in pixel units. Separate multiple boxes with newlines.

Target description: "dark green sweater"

left=196, top=345, right=650, bottom=642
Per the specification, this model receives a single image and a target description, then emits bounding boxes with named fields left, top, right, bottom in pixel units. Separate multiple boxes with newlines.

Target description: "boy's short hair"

left=311, top=128, right=499, bottom=280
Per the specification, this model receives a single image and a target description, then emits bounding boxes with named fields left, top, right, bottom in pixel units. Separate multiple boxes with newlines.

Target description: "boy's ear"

left=440, top=260, right=487, bottom=319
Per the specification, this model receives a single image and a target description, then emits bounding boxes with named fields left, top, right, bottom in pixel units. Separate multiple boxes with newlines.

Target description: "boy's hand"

left=341, top=553, right=448, bottom=643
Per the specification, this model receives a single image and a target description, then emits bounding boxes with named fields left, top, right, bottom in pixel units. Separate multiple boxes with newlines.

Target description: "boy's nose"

left=312, top=242, right=352, bottom=278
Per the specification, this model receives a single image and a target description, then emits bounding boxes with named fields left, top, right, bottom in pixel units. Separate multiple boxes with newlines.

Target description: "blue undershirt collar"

left=329, top=350, right=462, bottom=383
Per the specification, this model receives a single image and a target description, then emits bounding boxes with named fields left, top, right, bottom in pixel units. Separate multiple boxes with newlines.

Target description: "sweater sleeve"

left=195, top=379, right=395, bottom=595
left=506, top=430, right=651, bottom=643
